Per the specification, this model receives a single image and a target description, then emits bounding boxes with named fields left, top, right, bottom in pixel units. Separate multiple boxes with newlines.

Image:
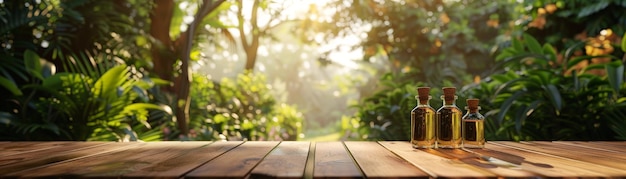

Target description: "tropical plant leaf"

left=566, top=55, right=603, bottom=71
left=605, top=61, right=624, bottom=96
left=572, top=70, right=580, bottom=90
left=563, top=41, right=587, bottom=60
left=580, top=63, right=607, bottom=73
left=93, top=65, right=127, bottom=97
left=24, top=50, right=44, bottom=80
left=544, top=84, right=562, bottom=112
left=512, top=38, right=523, bottom=52
left=0, top=76, right=22, bottom=96
left=577, top=0, right=610, bottom=18
left=524, top=33, right=543, bottom=54
left=497, top=90, right=525, bottom=124
left=543, top=43, right=557, bottom=62
left=622, top=33, right=626, bottom=53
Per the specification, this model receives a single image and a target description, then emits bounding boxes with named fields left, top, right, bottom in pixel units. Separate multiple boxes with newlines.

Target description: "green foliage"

left=0, top=51, right=169, bottom=141
left=0, top=0, right=168, bottom=141
left=342, top=71, right=464, bottom=141
left=524, top=0, right=626, bottom=49
left=464, top=34, right=626, bottom=141
left=187, top=72, right=303, bottom=141
left=305, top=0, right=521, bottom=87
left=325, top=0, right=520, bottom=141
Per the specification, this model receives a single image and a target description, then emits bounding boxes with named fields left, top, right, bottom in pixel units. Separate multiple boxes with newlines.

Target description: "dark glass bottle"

left=411, top=87, right=436, bottom=148
left=463, top=99, right=485, bottom=148
left=436, top=87, right=462, bottom=148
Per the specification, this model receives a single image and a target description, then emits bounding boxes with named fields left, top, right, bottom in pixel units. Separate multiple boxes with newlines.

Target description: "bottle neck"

left=416, top=96, right=432, bottom=106
left=466, top=106, right=481, bottom=113
left=441, top=95, right=457, bottom=106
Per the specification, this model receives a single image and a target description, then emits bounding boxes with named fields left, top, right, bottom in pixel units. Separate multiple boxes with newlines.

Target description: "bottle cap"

left=442, top=87, right=456, bottom=101
left=467, top=99, right=479, bottom=109
left=417, top=87, right=430, bottom=101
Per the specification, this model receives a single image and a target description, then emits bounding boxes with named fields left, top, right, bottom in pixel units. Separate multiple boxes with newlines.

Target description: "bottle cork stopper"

left=442, top=87, right=456, bottom=101
left=467, top=99, right=479, bottom=109
left=417, top=87, right=430, bottom=100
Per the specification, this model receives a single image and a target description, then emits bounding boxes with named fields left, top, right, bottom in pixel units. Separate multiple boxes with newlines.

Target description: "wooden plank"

left=185, top=141, right=280, bottom=178
left=431, top=147, right=539, bottom=178
left=0, top=142, right=108, bottom=157
left=250, top=141, right=310, bottom=179
left=555, top=141, right=626, bottom=153
left=313, top=142, right=362, bottom=179
left=345, top=141, right=428, bottom=178
left=0, top=142, right=122, bottom=174
left=379, top=141, right=496, bottom=178
left=481, top=142, right=626, bottom=178
left=303, top=142, right=316, bottom=179
left=5, top=142, right=216, bottom=178
left=122, top=141, right=243, bottom=178
left=498, top=141, right=626, bottom=171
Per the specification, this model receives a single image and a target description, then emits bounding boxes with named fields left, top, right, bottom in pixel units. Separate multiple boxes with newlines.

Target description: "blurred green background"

left=1, top=0, right=625, bottom=141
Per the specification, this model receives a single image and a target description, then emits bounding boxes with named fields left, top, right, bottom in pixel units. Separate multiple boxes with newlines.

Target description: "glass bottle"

left=436, top=87, right=462, bottom=148
left=411, top=87, right=436, bottom=148
left=463, top=99, right=485, bottom=148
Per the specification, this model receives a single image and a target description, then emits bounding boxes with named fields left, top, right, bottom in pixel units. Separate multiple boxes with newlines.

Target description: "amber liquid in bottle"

left=411, top=87, right=436, bottom=148
left=463, top=99, right=485, bottom=148
left=437, top=87, right=462, bottom=148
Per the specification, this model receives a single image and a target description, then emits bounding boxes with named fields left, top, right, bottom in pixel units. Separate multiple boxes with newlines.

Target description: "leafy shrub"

left=0, top=51, right=168, bottom=141
left=0, top=0, right=166, bottom=141
left=342, top=71, right=470, bottom=141
left=186, top=73, right=303, bottom=141
left=462, top=34, right=626, bottom=141
left=332, top=0, right=521, bottom=141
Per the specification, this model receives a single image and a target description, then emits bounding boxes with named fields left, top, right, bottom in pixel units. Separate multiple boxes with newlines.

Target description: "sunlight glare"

left=183, top=16, right=194, bottom=24
left=179, top=1, right=188, bottom=9
left=303, top=61, right=311, bottom=69
left=40, top=40, right=49, bottom=48
left=300, top=53, right=309, bottom=60
left=258, top=46, right=269, bottom=57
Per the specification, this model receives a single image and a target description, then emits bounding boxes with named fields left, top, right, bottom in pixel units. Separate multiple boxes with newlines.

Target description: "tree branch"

left=250, top=0, right=260, bottom=52
left=175, top=0, right=226, bottom=52
left=237, top=0, right=249, bottom=51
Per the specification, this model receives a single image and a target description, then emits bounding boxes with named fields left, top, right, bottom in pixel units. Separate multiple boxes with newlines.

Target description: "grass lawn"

left=301, top=127, right=343, bottom=141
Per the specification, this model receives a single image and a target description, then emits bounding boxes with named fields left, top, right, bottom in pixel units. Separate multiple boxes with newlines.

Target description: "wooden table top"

left=1, top=141, right=625, bottom=178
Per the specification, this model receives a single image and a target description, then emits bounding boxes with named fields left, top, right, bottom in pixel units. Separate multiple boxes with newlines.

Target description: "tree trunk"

left=238, top=0, right=260, bottom=72
left=244, top=48, right=258, bottom=71
left=150, top=0, right=225, bottom=138
left=150, top=0, right=175, bottom=86
left=150, top=0, right=190, bottom=136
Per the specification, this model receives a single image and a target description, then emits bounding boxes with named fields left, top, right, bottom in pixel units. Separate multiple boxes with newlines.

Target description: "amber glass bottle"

left=463, top=99, right=485, bottom=148
left=411, top=87, right=436, bottom=148
left=436, top=87, right=462, bottom=148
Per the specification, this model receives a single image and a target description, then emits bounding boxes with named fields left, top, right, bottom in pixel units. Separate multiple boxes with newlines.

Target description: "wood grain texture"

left=555, top=141, right=626, bottom=153
left=378, top=141, right=496, bottom=178
left=483, top=143, right=626, bottom=178
left=313, top=142, right=362, bottom=179
left=1, top=141, right=625, bottom=179
left=345, top=141, right=428, bottom=179
left=5, top=142, right=212, bottom=178
left=0, top=142, right=118, bottom=174
left=122, top=141, right=243, bottom=178
left=185, top=141, right=280, bottom=178
left=499, top=141, right=626, bottom=171
left=0, top=142, right=108, bottom=157
left=250, top=141, right=310, bottom=179
left=432, top=147, right=539, bottom=178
